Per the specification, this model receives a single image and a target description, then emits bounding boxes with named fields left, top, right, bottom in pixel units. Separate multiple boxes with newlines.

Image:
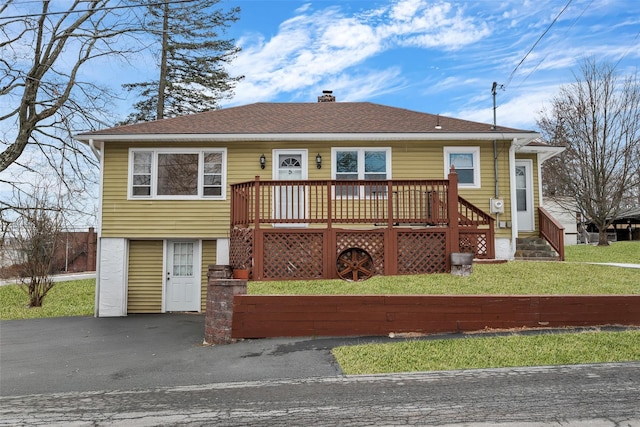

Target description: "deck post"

left=447, top=168, right=460, bottom=261
left=385, top=180, right=397, bottom=275
left=325, top=181, right=334, bottom=279
left=253, top=176, right=263, bottom=280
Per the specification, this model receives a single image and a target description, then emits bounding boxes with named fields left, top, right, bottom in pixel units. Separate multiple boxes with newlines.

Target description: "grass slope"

left=250, top=261, right=640, bottom=295
left=0, top=279, right=94, bottom=320
left=333, top=330, right=640, bottom=374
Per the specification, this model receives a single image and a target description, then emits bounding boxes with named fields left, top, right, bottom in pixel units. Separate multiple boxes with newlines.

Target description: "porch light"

left=260, top=153, right=266, bottom=169
left=316, top=153, right=322, bottom=169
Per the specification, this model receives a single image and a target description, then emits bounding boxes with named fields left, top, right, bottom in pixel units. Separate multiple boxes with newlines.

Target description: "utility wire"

left=612, top=28, right=640, bottom=72
left=0, top=0, right=195, bottom=20
left=516, top=0, right=593, bottom=88
left=504, top=0, right=574, bottom=89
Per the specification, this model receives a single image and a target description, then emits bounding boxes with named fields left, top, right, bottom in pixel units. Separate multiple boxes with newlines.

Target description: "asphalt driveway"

left=0, top=314, right=353, bottom=396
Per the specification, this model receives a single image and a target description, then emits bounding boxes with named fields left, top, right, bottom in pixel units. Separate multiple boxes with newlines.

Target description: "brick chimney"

left=317, top=90, right=336, bottom=103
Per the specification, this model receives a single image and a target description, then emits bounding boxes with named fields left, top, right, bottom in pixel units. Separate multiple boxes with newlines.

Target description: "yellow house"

left=75, top=94, right=564, bottom=317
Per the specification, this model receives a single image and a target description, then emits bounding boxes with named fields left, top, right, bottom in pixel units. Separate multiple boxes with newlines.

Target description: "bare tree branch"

left=538, top=58, right=640, bottom=245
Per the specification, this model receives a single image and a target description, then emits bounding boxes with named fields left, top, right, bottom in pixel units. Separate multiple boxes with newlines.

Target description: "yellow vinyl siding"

left=101, top=139, right=525, bottom=240
left=127, top=240, right=163, bottom=313
left=200, top=240, right=217, bottom=311
left=102, top=142, right=231, bottom=238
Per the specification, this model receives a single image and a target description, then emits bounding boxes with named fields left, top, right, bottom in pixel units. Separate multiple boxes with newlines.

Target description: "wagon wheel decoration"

left=336, top=247, right=374, bottom=281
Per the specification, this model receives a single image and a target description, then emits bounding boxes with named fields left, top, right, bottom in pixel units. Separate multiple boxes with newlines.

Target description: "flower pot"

left=232, top=269, right=249, bottom=280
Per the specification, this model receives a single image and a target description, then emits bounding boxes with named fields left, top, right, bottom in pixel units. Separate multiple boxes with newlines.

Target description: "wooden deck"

left=229, top=171, right=495, bottom=280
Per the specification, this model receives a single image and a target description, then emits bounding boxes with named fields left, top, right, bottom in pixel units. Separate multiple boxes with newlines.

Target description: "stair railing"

left=538, top=207, right=565, bottom=261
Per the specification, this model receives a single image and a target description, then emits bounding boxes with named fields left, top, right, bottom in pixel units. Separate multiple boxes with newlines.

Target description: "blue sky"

left=211, top=0, right=640, bottom=130
left=5, top=0, right=639, bottom=132
left=2, top=0, right=639, bottom=227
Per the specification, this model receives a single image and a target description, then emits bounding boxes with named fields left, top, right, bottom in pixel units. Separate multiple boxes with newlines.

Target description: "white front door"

left=273, top=150, right=308, bottom=224
left=515, top=160, right=534, bottom=231
left=165, top=240, right=200, bottom=312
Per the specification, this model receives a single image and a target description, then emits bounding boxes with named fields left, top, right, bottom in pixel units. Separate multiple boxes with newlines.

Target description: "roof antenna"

left=434, top=114, right=442, bottom=130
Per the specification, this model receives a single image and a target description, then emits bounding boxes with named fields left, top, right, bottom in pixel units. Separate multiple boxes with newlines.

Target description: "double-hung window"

left=444, top=147, right=480, bottom=188
left=129, top=148, right=226, bottom=199
left=333, top=148, right=391, bottom=197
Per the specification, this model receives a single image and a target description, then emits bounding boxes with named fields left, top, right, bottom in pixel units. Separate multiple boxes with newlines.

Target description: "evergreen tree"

left=122, top=0, right=243, bottom=123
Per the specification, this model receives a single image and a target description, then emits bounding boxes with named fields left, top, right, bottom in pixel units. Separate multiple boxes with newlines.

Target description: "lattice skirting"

left=230, top=227, right=474, bottom=280
left=262, top=231, right=324, bottom=280
left=229, top=228, right=254, bottom=274
left=397, top=231, right=447, bottom=274
left=459, top=230, right=490, bottom=259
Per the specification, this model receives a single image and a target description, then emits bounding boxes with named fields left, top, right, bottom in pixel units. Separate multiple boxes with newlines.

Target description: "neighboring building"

left=53, top=228, right=97, bottom=273
left=75, top=94, right=564, bottom=316
left=0, top=228, right=96, bottom=278
left=542, top=197, right=578, bottom=245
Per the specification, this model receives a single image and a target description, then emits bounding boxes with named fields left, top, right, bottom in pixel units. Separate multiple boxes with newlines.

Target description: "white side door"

left=165, top=240, right=200, bottom=312
left=515, top=160, right=534, bottom=231
left=273, top=149, right=308, bottom=225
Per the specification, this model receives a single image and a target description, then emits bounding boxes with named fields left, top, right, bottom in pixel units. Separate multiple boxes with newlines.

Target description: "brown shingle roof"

left=77, top=102, right=533, bottom=136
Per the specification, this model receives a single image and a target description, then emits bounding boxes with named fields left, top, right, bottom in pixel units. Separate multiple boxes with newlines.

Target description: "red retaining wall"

left=231, top=295, right=640, bottom=338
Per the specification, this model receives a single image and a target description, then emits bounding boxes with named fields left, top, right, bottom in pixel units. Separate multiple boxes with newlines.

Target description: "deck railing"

left=230, top=172, right=496, bottom=278
left=458, top=196, right=493, bottom=227
left=231, top=177, right=451, bottom=228
left=539, top=206, right=565, bottom=261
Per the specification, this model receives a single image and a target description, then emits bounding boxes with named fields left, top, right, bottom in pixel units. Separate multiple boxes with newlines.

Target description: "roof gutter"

left=516, top=144, right=566, bottom=163
left=75, top=132, right=541, bottom=143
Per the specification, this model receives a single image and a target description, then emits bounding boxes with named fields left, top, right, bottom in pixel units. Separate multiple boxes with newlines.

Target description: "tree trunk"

left=157, top=0, right=170, bottom=120
left=597, top=228, right=610, bottom=246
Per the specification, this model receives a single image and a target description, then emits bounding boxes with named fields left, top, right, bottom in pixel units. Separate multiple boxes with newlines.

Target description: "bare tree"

left=7, top=186, right=64, bottom=307
left=0, top=1, right=148, bottom=231
left=538, top=59, right=640, bottom=245
left=0, top=1, right=136, bottom=172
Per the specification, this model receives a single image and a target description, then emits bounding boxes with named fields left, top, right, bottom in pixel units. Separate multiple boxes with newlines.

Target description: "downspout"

left=494, top=139, right=499, bottom=198
left=491, top=82, right=500, bottom=200
left=509, top=138, right=518, bottom=259
left=88, top=138, right=103, bottom=316
left=88, top=138, right=101, bottom=161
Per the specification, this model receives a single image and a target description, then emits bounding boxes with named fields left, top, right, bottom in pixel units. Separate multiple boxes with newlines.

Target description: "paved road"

left=1, top=314, right=639, bottom=426
left=1, top=363, right=639, bottom=426
left=0, top=272, right=95, bottom=286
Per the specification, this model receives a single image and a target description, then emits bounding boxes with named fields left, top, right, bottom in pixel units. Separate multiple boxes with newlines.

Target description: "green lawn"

left=564, top=241, right=640, bottom=263
left=250, top=261, right=639, bottom=295
left=0, top=279, right=94, bottom=320
left=332, top=329, right=640, bottom=374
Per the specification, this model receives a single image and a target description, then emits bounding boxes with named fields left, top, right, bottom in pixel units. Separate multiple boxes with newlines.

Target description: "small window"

left=203, top=152, right=224, bottom=197
left=129, top=149, right=226, bottom=199
left=333, top=148, right=391, bottom=197
left=444, top=147, right=480, bottom=188
left=132, top=152, right=152, bottom=196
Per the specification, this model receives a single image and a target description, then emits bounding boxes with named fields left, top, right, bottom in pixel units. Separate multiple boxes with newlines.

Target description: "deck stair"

left=515, top=237, right=560, bottom=261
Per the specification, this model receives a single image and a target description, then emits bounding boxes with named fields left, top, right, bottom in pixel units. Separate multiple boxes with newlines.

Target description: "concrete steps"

left=514, top=237, right=560, bottom=261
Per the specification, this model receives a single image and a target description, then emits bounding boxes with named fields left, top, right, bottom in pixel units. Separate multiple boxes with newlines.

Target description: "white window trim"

left=128, top=148, right=227, bottom=200
left=443, top=146, right=481, bottom=189
left=331, top=147, right=392, bottom=199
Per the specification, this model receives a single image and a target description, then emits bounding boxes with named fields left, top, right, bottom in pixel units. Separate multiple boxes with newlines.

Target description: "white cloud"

left=382, top=2, right=490, bottom=50
left=455, top=83, right=562, bottom=130
left=226, top=1, right=491, bottom=106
